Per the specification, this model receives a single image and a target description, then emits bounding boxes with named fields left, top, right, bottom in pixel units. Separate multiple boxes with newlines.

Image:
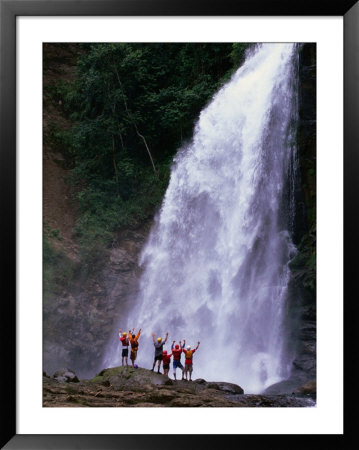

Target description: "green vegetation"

left=44, top=43, right=249, bottom=270
left=44, top=222, right=62, bottom=240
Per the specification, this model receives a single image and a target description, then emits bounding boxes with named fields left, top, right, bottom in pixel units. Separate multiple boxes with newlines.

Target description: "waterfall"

left=103, top=43, right=299, bottom=394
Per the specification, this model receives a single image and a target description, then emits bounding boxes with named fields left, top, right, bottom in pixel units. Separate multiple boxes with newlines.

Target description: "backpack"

left=185, top=350, right=193, bottom=360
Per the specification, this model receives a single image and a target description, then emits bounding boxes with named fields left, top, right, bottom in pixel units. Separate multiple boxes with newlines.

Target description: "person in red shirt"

left=119, top=329, right=130, bottom=366
left=171, top=339, right=186, bottom=380
left=182, top=341, right=200, bottom=381
left=162, top=350, right=172, bottom=376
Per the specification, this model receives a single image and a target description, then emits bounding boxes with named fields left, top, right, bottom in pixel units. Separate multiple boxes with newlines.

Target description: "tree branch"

left=114, top=66, right=158, bottom=179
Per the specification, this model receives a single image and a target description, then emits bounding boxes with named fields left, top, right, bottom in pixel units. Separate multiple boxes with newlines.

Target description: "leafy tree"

left=52, top=43, right=248, bottom=268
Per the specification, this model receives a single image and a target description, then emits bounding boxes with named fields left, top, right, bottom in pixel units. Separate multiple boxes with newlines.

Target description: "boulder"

left=92, top=366, right=172, bottom=388
left=53, top=368, right=80, bottom=383
left=264, top=374, right=316, bottom=396
left=264, top=378, right=306, bottom=395
left=294, top=380, right=316, bottom=396
left=207, top=381, right=244, bottom=394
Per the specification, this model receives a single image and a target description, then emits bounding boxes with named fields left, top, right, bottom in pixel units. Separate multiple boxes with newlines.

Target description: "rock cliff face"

left=265, top=44, right=316, bottom=395
left=43, top=222, right=153, bottom=379
left=290, top=43, right=316, bottom=386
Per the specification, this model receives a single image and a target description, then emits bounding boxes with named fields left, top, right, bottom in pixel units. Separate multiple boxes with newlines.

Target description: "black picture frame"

left=1, top=0, right=357, bottom=448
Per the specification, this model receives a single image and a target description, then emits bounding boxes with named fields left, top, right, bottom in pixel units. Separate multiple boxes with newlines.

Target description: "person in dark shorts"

left=171, top=339, right=186, bottom=380
left=151, top=331, right=168, bottom=373
left=119, top=329, right=130, bottom=366
left=162, top=350, right=172, bottom=376
left=182, top=341, right=200, bottom=381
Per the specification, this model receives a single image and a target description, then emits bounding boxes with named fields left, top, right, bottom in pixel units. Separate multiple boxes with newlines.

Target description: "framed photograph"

left=1, top=0, right=357, bottom=448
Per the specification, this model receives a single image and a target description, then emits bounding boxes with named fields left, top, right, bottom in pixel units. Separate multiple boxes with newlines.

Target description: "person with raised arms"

left=171, top=339, right=186, bottom=380
left=128, top=327, right=141, bottom=368
left=151, top=331, right=168, bottom=373
left=119, top=328, right=130, bottom=366
left=182, top=341, right=200, bottom=381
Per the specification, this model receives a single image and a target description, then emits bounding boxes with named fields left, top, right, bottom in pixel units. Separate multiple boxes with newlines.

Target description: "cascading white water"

left=103, top=43, right=299, bottom=393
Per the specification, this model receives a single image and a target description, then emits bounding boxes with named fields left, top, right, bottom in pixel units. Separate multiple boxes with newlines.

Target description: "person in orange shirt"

left=128, top=327, right=141, bottom=368
left=182, top=341, right=200, bottom=381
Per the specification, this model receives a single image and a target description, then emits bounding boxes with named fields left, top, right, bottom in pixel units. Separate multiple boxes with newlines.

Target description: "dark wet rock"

left=292, top=356, right=316, bottom=373
left=263, top=371, right=316, bottom=397
left=301, top=305, right=316, bottom=321
left=301, top=342, right=316, bottom=355
left=264, top=379, right=303, bottom=395
left=230, top=394, right=316, bottom=408
left=298, top=322, right=316, bottom=341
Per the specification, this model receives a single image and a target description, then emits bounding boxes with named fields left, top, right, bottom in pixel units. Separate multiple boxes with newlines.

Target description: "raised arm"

left=163, top=331, right=169, bottom=344
left=135, top=328, right=141, bottom=340
left=182, top=339, right=186, bottom=349
left=196, top=341, right=200, bottom=350
left=171, top=340, right=175, bottom=350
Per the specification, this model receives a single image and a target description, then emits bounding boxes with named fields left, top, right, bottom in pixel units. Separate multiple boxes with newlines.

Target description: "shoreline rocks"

left=43, top=366, right=316, bottom=408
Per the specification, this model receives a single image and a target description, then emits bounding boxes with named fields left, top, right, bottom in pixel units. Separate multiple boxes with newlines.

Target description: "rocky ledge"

left=43, top=366, right=316, bottom=408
